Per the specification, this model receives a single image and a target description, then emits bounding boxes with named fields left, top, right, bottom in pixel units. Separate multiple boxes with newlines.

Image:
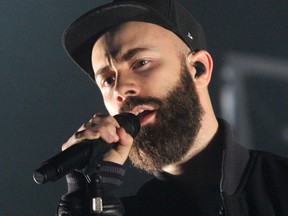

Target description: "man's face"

left=92, top=22, right=203, bottom=172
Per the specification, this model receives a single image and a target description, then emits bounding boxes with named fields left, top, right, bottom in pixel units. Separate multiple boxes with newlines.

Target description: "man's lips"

left=137, top=110, right=157, bottom=126
left=128, top=105, right=157, bottom=126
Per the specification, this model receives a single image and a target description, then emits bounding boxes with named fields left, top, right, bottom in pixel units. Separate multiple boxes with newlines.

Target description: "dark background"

left=1, top=0, right=287, bottom=215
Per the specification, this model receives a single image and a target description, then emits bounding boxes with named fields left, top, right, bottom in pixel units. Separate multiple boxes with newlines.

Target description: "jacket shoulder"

left=250, top=149, right=288, bottom=166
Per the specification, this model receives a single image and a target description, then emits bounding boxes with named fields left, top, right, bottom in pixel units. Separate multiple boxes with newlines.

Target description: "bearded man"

left=57, top=0, right=288, bottom=215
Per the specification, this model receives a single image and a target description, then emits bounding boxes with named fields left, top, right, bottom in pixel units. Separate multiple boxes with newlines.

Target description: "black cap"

left=63, top=0, right=206, bottom=80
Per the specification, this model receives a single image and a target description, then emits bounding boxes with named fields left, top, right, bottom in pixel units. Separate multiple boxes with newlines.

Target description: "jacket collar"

left=220, top=119, right=250, bottom=195
left=153, top=118, right=251, bottom=196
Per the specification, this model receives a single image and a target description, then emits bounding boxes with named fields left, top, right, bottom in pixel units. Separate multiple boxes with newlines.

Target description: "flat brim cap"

left=63, top=0, right=206, bottom=80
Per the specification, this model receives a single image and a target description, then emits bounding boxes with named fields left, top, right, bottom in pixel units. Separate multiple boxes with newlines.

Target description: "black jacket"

left=121, top=121, right=288, bottom=216
left=58, top=120, right=288, bottom=215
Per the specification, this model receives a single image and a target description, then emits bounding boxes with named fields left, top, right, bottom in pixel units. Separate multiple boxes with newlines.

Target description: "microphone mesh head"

left=114, top=113, right=140, bottom=137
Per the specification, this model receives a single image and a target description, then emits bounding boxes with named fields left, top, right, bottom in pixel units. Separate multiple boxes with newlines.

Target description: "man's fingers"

left=61, top=113, right=135, bottom=165
left=61, top=114, right=120, bottom=151
left=102, top=127, right=134, bottom=164
left=61, top=130, right=101, bottom=151
left=117, top=127, right=134, bottom=147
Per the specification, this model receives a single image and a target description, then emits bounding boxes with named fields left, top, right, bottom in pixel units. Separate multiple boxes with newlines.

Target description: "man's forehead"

left=93, top=22, right=158, bottom=56
left=93, top=21, right=186, bottom=57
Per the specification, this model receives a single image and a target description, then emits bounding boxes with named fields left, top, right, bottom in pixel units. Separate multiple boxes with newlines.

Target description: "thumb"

left=103, top=127, right=134, bottom=165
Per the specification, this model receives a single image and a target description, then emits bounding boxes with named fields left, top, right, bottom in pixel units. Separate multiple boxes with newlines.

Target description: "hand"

left=62, top=113, right=134, bottom=165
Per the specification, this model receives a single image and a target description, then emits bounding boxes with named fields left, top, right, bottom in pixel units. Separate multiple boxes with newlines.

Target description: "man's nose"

left=114, top=74, right=140, bottom=103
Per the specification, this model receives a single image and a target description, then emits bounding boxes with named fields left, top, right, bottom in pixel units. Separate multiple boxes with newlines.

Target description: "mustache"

left=120, top=96, right=163, bottom=113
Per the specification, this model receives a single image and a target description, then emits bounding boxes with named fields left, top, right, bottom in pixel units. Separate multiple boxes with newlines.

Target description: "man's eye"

left=132, top=60, right=149, bottom=69
left=103, top=76, right=115, bottom=87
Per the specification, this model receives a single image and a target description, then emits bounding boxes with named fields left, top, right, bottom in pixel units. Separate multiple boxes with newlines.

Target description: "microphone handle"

left=33, top=139, right=114, bottom=184
left=33, top=112, right=140, bottom=185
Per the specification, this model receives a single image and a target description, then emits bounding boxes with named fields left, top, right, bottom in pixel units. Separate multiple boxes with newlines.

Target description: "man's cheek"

left=104, top=100, right=118, bottom=116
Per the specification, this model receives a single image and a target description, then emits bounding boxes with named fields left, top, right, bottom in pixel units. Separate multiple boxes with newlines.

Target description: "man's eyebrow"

left=95, top=65, right=110, bottom=77
left=122, top=47, right=150, bottom=61
left=95, top=47, right=150, bottom=77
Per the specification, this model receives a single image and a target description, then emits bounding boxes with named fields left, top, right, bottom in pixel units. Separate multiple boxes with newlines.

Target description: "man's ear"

left=186, top=50, right=213, bottom=89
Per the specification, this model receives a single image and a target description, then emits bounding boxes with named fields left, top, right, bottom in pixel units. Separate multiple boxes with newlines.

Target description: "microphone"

left=33, top=113, right=140, bottom=185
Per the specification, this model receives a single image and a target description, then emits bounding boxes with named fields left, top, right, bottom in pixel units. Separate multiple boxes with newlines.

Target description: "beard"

left=120, top=64, right=204, bottom=173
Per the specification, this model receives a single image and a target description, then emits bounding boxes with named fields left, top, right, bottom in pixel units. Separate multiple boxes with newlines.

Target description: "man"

left=57, top=0, right=288, bottom=215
